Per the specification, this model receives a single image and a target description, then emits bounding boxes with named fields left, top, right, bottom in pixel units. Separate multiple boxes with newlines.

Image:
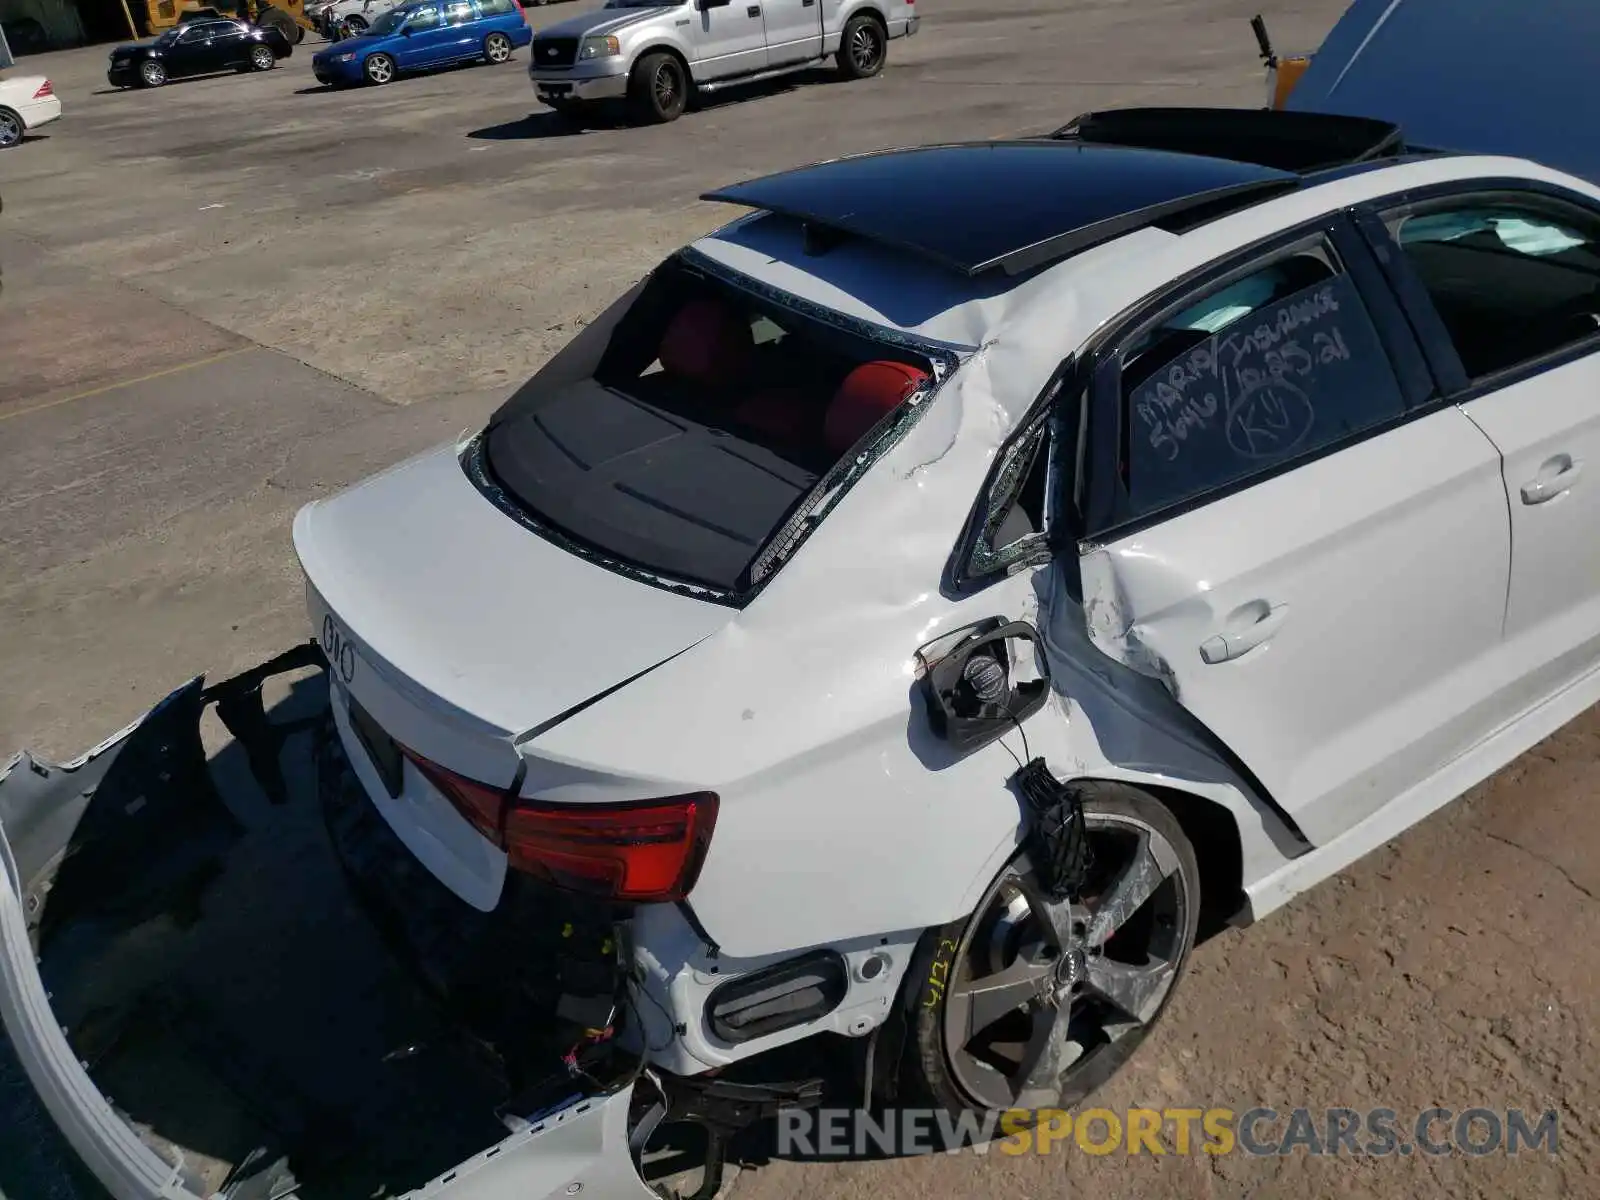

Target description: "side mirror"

left=400, top=24, right=412, bottom=33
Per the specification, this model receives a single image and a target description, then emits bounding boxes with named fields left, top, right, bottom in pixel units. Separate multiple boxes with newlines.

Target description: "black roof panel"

left=702, top=142, right=1300, bottom=277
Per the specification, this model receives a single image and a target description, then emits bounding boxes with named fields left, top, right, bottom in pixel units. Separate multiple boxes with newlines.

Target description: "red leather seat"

left=733, top=389, right=818, bottom=444
left=658, top=299, right=754, bottom=388
left=824, top=361, right=931, bottom=455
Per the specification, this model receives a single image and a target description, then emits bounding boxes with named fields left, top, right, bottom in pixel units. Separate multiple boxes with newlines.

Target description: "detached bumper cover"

left=402, top=1087, right=656, bottom=1200
left=0, top=688, right=221, bottom=1200
left=0, top=648, right=659, bottom=1200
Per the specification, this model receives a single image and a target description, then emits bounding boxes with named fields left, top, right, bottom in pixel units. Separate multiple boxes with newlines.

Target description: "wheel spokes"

left=1011, top=1006, right=1075, bottom=1105
left=1082, top=954, right=1174, bottom=1027
left=1012, top=872, right=1088, bottom=953
left=852, top=28, right=875, bottom=66
left=942, top=813, right=1191, bottom=1114
left=1085, top=830, right=1177, bottom=947
left=947, top=954, right=1053, bottom=1042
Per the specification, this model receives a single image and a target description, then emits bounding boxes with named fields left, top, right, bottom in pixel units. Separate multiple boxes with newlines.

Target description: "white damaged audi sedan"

left=7, top=6, right=1600, bottom=1196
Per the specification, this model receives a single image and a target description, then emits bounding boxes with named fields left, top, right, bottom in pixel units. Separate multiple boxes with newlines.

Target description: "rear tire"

left=250, top=44, right=277, bottom=71
left=627, top=50, right=687, bottom=124
left=483, top=31, right=512, bottom=63
left=900, top=782, right=1201, bottom=1128
left=0, top=108, right=21, bottom=150
left=364, top=52, right=395, bottom=84
left=340, top=13, right=367, bottom=36
left=835, top=13, right=886, bottom=80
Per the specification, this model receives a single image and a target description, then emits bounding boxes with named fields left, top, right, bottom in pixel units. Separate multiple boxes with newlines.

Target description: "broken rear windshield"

left=479, top=257, right=938, bottom=595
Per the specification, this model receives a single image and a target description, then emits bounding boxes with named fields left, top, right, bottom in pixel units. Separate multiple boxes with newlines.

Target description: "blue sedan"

left=312, top=0, right=532, bottom=86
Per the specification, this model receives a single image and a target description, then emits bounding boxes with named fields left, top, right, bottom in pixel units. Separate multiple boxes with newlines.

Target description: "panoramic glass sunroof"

left=704, top=141, right=1300, bottom=277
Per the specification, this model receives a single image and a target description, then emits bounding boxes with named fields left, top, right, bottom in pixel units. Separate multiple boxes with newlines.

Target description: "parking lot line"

left=0, top=346, right=251, bottom=425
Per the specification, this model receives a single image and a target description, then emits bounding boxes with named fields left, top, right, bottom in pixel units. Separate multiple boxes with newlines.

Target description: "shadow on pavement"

left=467, top=110, right=595, bottom=139
left=466, top=67, right=847, bottom=140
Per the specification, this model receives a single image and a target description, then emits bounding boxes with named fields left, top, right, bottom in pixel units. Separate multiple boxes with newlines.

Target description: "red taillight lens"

left=504, top=793, right=718, bottom=903
left=33, top=80, right=54, bottom=98
left=402, top=748, right=717, bottom=904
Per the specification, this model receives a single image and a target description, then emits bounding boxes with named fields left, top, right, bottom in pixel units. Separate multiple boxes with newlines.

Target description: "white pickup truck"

left=528, top=0, right=918, bottom=123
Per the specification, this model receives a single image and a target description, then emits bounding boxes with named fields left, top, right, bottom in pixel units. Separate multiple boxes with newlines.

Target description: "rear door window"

left=1384, top=198, right=1600, bottom=379
left=443, top=0, right=475, bottom=23
left=1116, top=240, right=1408, bottom=518
left=405, top=5, right=441, bottom=29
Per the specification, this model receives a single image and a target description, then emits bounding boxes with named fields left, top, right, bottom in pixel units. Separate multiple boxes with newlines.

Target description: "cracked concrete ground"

left=2, top=0, right=1597, bottom=1196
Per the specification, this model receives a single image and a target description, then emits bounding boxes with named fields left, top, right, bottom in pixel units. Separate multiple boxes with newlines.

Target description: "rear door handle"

left=1200, top=602, right=1288, bottom=665
left=1521, top=456, right=1583, bottom=505
left=747, top=3, right=760, bottom=13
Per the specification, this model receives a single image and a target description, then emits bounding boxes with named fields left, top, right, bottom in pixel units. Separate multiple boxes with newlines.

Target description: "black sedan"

left=107, top=18, right=293, bottom=88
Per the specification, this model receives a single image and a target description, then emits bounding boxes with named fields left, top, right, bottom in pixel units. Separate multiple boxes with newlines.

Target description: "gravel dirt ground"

left=1, top=1, right=1597, bottom=1197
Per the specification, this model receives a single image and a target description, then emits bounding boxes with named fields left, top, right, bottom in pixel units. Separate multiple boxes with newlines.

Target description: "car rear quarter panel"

left=486, top=157, right=1600, bottom=958
left=511, top=164, right=1575, bottom=955
left=515, top=330, right=1296, bottom=957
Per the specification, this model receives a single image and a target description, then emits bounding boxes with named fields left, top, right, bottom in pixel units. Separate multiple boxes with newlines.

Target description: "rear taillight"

left=403, top=749, right=717, bottom=903
left=33, top=80, right=54, bottom=98
left=503, top=794, right=718, bottom=903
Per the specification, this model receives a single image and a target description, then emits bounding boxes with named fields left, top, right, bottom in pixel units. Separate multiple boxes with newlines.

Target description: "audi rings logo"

left=321, top=613, right=357, bottom=685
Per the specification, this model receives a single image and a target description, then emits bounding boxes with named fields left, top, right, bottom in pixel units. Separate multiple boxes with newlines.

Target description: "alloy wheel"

left=486, top=33, right=511, bottom=62
left=252, top=46, right=274, bottom=70
left=366, top=54, right=394, bottom=83
left=848, top=23, right=883, bottom=74
left=652, top=60, right=679, bottom=111
left=141, top=60, right=167, bottom=86
left=941, top=811, right=1193, bottom=1111
left=0, top=112, right=20, bottom=149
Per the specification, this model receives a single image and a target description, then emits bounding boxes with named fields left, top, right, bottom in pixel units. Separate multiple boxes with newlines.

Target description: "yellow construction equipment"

left=130, top=0, right=317, bottom=43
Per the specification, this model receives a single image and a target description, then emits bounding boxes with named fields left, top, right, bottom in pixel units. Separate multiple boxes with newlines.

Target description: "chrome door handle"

left=1200, top=602, right=1288, bottom=665
left=1521, top=456, right=1583, bottom=505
